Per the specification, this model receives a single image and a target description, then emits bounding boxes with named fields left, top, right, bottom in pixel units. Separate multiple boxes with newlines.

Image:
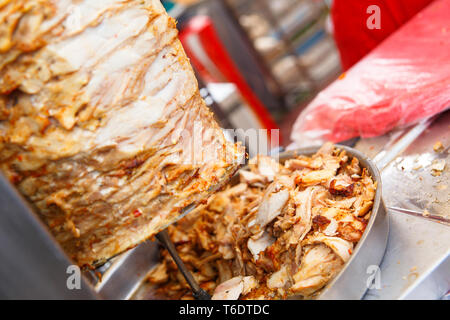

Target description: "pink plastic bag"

left=290, top=0, right=450, bottom=146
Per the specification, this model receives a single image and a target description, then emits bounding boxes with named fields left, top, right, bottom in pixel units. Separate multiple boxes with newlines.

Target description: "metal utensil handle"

left=155, top=229, right=211, bottom=300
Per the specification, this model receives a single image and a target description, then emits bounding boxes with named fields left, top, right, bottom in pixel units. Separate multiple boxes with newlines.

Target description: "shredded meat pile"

left=147, top=143, right=376, bottom=299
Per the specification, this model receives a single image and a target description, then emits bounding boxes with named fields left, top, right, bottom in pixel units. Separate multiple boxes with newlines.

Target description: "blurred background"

left=161, top=0, right=340, bottom=154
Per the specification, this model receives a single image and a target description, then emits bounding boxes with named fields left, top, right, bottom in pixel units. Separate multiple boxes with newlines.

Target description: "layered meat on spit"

left=0, top=0, right=243, bottom=266
left=147, top=143, right=376, bottom=299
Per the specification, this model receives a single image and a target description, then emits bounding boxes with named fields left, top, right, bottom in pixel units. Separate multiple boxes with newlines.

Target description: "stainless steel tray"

left=283, top=146, right=389, bottom=299
left=98, top=145, right=389, bottom=300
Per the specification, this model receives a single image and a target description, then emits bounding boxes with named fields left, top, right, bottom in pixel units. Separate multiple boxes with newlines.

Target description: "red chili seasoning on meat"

left=133, top=209, right=142, bottom=218
left=329, top=179, right=354, bottom=197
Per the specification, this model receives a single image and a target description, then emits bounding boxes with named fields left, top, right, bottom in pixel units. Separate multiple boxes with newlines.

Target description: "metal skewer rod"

left=156, top=229, right=211, bottom=300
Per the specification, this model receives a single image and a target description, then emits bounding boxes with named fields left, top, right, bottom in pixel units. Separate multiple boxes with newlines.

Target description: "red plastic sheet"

left=290, top=0, right=450, bottom=146
left=332, top=0, right=433, bottom=71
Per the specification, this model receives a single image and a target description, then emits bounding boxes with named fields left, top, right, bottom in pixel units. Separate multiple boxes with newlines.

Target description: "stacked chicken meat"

left=147, top=143, right=376, bottom=299
left=0, top=0, right=243, bottom=266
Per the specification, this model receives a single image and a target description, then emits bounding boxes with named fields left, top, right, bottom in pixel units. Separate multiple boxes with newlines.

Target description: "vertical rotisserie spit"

left=0, top=0, right=243, bottom=266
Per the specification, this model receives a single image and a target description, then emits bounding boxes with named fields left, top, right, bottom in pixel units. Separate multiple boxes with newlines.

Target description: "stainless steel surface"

left=95, top=241, right=158, bottom=300
left=356, top=110, right=450, bottom=299
left=156, top=229, right=211, bottom=300
left=110, top=144, right=389, bottom=300
left=356, top=111, right=449, bottom=221
left=387, top=206, right=449, bottom=226
left=0, top=173, right=98, bottom=299
left=363, top=209, right=450, bottom=300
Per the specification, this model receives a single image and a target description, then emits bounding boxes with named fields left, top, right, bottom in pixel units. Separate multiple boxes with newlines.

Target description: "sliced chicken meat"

left=248, top=179, right=291, bottom=231
left=239, top=170, right=267, bottom=187
left=285, top=156, right=323, bottom=170
left=212, top=276, right=257, bottom=300
left=304, top=234, right=354, bottom=263
left=247, top=231, right=276, bottom=261
left=288, top=187, right=318, bottom=244
left=0, top=0, right=243, bottom=266
left=148, top=144, right=376, bottom=299
left=252, top=155, right=281, bottom=181
left=291, top=244, right=343, bottom=296
left=267, top=265, right=290, bottom=290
